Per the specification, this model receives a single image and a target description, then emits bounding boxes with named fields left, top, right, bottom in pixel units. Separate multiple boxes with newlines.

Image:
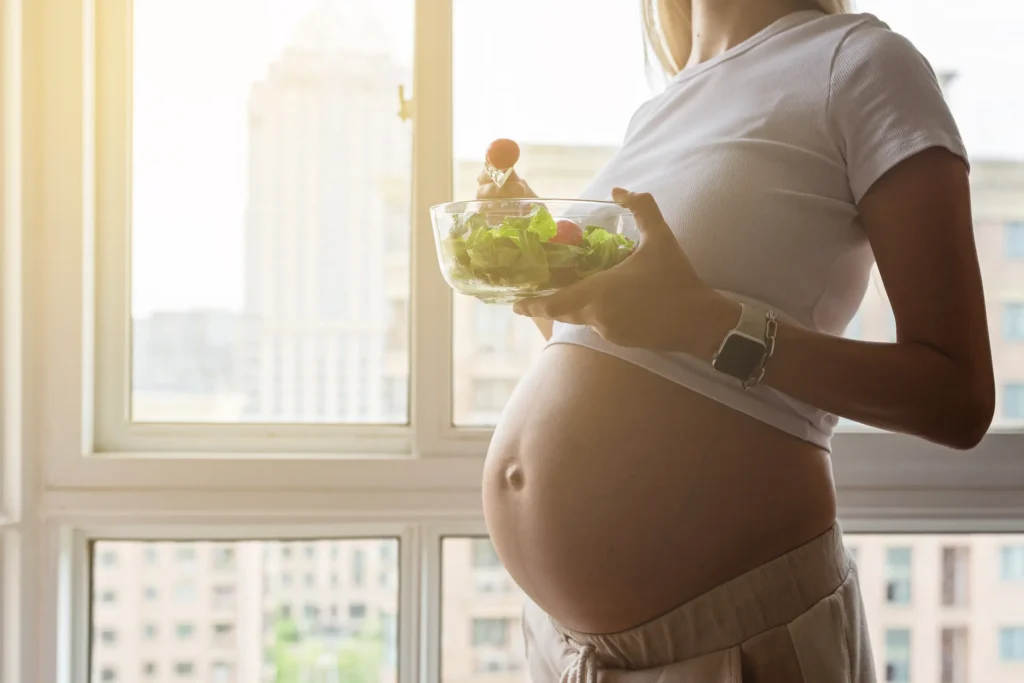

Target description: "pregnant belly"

left=482, top=343, right=837, bottom=634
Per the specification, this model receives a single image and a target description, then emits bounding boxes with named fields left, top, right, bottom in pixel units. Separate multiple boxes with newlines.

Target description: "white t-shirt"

left=548, top=10, right=968, bottom=450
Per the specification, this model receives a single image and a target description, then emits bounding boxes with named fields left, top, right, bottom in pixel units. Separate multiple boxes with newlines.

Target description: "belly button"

left=504, top=464, right=525, bottom=491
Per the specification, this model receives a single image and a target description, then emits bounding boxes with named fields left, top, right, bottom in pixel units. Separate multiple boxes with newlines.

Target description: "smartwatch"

left=712, top=303, right=772, bottom=388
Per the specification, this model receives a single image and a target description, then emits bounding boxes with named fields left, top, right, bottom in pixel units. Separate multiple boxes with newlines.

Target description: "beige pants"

left=523, top=524, right=875, bottom=682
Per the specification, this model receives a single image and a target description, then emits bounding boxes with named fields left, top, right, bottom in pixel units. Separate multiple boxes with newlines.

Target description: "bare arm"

left=695, top=148, right=995, bottom=449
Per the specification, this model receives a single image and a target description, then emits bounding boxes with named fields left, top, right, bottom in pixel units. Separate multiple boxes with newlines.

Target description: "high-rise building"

left=238, top=1, right=411, bottom=423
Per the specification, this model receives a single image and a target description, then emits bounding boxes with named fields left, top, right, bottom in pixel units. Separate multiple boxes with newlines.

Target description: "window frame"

left=7, top=1, right=1024, bottom=683
left=17, top=0, right=1020, bottom=497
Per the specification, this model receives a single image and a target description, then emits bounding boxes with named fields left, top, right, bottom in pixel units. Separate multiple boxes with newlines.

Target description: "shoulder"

left=825, top=14, right=937, bottom=85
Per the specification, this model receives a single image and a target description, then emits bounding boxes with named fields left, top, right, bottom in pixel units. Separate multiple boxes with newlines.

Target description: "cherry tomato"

left=550, top=219, right=584, bottom=246
left=486, top=138, right=521, bottom=171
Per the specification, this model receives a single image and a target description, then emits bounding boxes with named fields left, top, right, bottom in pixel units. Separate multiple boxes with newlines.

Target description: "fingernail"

left=512, top=303, right=523, bottom=315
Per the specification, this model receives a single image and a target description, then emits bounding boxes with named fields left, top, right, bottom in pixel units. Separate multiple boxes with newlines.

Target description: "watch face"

left=714, top=334, right=765, bottom=380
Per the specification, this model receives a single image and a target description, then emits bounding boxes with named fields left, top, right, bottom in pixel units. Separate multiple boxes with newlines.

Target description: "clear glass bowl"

left=430, top=199, right=637, bottom=304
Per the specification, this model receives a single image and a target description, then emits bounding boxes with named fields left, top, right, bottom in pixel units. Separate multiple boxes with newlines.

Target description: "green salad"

left=443, top=204, right=635, bottom=292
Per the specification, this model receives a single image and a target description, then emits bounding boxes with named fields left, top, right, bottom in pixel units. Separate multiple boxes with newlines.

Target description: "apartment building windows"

left=1005, top=303, right=1024, bottom=340
left=1007, top=221, right=1024, bottom=259
left=472, top=618, right=511, bottom=648
left=1000, top=627, right=1024, bottom=662
left=1001, top=545, right=1024, bottom=580
left=471, top=539, right=501, bottom=569
left=885, top=629, right=912, bottom=683
left=1005, top=384, right=1024, bottom=420
left=941, top=546, right=970, bottom=607
left=886, top=548, right=913, bottom=605
left=212, top=546, right=235, bottom=570
left=941, top=627, right=969, bottom=683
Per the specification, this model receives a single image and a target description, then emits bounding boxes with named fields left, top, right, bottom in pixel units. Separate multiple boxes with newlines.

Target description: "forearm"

left=693, top=300, right=995, bottom=450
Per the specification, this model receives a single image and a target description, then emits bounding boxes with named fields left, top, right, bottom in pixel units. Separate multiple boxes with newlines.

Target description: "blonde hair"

left=642, top=0, right=852, bottom=76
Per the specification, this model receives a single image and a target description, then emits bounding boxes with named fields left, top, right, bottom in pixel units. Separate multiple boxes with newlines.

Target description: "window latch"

left=398, top=84, right=414, bottom=122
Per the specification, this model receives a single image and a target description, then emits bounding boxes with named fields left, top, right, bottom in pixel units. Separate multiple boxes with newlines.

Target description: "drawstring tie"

left=561, top=640, right=598, bottom=683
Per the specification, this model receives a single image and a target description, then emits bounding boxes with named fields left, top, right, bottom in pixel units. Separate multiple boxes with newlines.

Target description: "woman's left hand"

left=512, top=188, right=740, bottom=359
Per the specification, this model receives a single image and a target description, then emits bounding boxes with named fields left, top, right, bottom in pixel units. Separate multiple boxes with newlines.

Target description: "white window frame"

left=6, top=0, right=1024, bottom=682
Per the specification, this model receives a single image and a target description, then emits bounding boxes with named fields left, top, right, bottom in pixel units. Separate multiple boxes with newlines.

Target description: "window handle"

left=398, top=84, right=414, bottom=122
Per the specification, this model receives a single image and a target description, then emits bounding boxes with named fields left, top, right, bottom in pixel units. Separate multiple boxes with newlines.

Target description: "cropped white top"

left=547, top=11, right=968, bottom=451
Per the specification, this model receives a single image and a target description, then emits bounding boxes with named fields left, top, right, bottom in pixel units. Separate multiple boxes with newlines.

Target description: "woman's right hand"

left=476, top=138, right=537, bottom=199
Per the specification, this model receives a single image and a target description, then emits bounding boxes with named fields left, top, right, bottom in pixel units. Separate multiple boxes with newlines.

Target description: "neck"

left=686, top=0, right=819, bottom=67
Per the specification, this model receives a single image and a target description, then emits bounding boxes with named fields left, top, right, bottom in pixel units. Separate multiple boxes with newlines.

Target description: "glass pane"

left=441, top=538, right=528, bottom=681
left=443, top=534, right=1024, bottom=682
left=450, top=0, right=1024, bottom=432
left=129, top=1, right=413, bottom=424
left=90, top=539, right=399, bottom=683
left=449, top=0, right=648, bottom=426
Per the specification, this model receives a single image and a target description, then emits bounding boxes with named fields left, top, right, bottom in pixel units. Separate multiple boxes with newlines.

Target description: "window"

left=471, top=538, right=502, bottom=569
left=469, top=379, right=519, bottom=415
left=100, top=668, right=116, bottom=683
left=844, top=312, right=863, bottom=340
left=1001, top=546, right=1024, bottom=580
left=172, top=581, right=198, bottom=604
left=304, top=572, right=315, bottom=588
left=352, top=549, right=366, bottom=587
left=91, top=540, right=399, bottom=683
left=472, top=618, right=511, bottom=648
left=175, top=546, right=196, bottom=563
left=1000, top=628, right=1024, bottom=662
left=941, top=627, right=969, bottom=683
left=212, top=584, right=236, bottom=609
left=123, top=0, right=412, bottom=428
left=211, top=662, right=232, bottom=683
left=99, top=550, right=118, bottom=567
left=143, top=586, right=157, bottom=601
left=14, top=0, right=1024, bottom=681
left=99, top=628, right=117, bottom=645
left=885, top=629, right=911, bottom=683
left=212, top=622, right=235, bottom=646
left=886, top=548, right=913, bottom=605
left=1005, top=384, right=1024, bottom=421
left=212, top=546, right=235, bottom=570
left=941, top=546, right=970, bottom=607
left=1007, top=221, right=1024, bottom=259
left=1006, top=304, right=1024, bottom=340
left=304, top=543, right=316, bottom=559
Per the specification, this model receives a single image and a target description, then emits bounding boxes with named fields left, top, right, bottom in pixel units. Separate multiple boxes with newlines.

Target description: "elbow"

left=935, top=377, right=995, bottom=451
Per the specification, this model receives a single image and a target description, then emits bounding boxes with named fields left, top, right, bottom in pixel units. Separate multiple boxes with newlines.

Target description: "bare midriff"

left=482, top=343, right=837, bottom=635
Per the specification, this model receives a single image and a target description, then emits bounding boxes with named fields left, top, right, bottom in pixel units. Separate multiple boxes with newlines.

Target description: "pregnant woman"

left=476, top=0, right=995, bottom=681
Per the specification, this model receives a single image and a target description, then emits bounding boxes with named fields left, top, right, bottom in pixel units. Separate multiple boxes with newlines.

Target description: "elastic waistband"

left=552, top=523, right=850, bottom=669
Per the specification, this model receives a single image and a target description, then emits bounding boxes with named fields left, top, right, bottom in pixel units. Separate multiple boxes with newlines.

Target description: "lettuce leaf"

left=443, top=204, right=635, bottom=293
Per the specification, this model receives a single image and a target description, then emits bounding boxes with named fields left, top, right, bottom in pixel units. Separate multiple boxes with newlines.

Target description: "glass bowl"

left=430, top=199, right=637, bottom=304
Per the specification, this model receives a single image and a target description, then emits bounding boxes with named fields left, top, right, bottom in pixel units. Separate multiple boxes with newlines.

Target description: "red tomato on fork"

left=486, top=138, right=521, bottom=171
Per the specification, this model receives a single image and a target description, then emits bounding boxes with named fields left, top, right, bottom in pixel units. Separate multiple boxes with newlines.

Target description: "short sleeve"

left=828, top=22, right=969, bottom=203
